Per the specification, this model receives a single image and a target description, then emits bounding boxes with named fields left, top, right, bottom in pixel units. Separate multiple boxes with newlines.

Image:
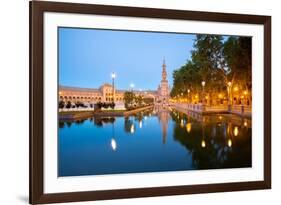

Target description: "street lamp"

left=187, top=89, right=190, bottom=104
left=130, top=83, right=135, bottom=91
left=111, top=72, right=116, bottom=103
left=201, top=81, right=206, bottom=105
left=227, top=81, right=232, bottom=109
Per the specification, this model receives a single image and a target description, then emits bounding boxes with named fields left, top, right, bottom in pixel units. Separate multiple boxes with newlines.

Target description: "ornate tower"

left=162, top=59, right=167, bottom=80
left=159, top=59, right=169, bottom=103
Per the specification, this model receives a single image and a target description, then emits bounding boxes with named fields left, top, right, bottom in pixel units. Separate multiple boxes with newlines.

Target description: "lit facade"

left=59, top=60, right=170, bottom=104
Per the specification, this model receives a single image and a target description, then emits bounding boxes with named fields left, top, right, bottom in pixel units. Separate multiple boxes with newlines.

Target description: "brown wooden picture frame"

left=30, top=1, right=271, bottom=204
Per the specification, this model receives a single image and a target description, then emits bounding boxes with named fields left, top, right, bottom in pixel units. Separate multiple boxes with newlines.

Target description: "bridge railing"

left=171, top=102, right=251, bottom=116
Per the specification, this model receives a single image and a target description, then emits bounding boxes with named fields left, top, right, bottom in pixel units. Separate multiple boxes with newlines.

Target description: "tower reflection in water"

left=58, top=106, right=251, bottom=176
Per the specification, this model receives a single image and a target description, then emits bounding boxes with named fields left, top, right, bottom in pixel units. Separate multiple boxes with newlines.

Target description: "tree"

left=109, top=102, right=115, bottom=109
left=223, top=36, right=252, bottom=91
left=65, top=101, right=72, bottom=109
left=143, top=97, right=154, bottom=105
left=58, top=100, right=65, bottom=109
left=171, top=34, right=252, bottom=106
left=124, top=91, right=135, bottom=109
left=135, top=95, right=143, bottom=106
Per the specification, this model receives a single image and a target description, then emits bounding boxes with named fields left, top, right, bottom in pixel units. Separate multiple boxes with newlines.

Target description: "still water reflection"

left=58, top=106, right=251, bottom=177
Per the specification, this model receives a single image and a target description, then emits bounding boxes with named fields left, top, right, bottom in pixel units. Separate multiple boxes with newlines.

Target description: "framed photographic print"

left=30, top=1, right=271, bottom=204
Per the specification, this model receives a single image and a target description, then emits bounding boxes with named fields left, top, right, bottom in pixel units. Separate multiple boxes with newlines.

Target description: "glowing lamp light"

left=201, top=140, right=206, bottom=148
left=228, top=81, right=232, bottom=87
left=111, top=139, right=117, bottom=151
left=244, top=121, right=248, bottom=127
left=186, top=123, right=192, bottom=133
left=219, top=116, right=222, bottom=120
left=234, top=126, right=239, bottom=136
left=201, top=81, right=206, bottom=87
left=130, top=124, right=135, bottom=133
left=228, top=139, right=232, bottom=147
left=111, top=72, right=116, bottom=79
left=244, top=90, right=248, bottom=95
left=180, top=119, right=184, bottom=128
left=234, top=87, right=238, bottom=91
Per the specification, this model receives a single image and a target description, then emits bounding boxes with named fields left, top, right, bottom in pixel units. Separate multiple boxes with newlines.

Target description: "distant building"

left=59, top=60, right=170, bottom=104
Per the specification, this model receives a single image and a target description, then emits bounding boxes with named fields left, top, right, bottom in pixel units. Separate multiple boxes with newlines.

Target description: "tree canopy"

left=171, top=34, right=252, bottom=105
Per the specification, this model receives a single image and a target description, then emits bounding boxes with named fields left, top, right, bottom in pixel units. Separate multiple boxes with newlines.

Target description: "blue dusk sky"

left=59, top=27, right=196, bottom=90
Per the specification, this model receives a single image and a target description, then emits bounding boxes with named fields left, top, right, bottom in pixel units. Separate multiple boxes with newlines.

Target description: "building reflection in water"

left=155, top=106, right=170, bottom=144
left=58, top=106, right=252, bottom=176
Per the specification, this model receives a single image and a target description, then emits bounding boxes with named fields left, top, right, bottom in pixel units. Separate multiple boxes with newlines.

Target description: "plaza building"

left=59, top=60, right=170, bottom=105
left=59, top=83, right=157, bottom=104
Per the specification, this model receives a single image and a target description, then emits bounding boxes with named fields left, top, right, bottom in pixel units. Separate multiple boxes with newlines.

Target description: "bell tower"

left=162, top=59, right=167, bottom=81
left=158, top=58, right=169, bottom=104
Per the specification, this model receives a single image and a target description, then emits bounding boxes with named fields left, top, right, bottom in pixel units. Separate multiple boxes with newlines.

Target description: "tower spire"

left=162, top=58, right=167, bottom=80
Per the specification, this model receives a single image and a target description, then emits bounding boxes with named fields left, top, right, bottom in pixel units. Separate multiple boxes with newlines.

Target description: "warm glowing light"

left=244, top=90, right=248, bottom=95
left=139, top=121, right=142, bottom=128
left=244, top=121, right=248, bottom=127
left=218, top=94, right=223, bottom=98
left=228, top=139, right=232, bottom=147
left=180, top=119, right=184, bottom=128
left=228, top=81, right=232, bottom=87
left=188, top=89, right=190, bottom=93
left=234, top=126, right=239, bottom=136
left=234, top=87, right=238, bottom=91
left=186, top=123, right=192, bottom=133
left=111, top=139, right=117, bottom=151
left=59, top=91, right=62, bottom=95
left=201, top=140, right=206, bottom=148
left=195, top=95, right=198, bottom=98
left=111, top=72, right=116, bottom=79
left=201, top=81, right=206, bottom=87
left=205, top=96, right=208, bottom=99
left=130, top=124, right=135, bottom=133
left=219, top=116, right=222, bottom=120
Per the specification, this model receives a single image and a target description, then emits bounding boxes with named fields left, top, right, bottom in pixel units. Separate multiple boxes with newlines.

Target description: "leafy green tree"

left=109, top=102, right=115, bottom=109
left=135, top=95, right=143, bottom=106
left=143, top=97, right=154, bottom=105
left=58, top=100, right=65, bottom=109
left=171, top=34, right=251, bottom=106
left=124, top=91, right=135, bottom=109
left=65, top=101, right=72, bottom=109
left=223, top=36, right=252, bottom=91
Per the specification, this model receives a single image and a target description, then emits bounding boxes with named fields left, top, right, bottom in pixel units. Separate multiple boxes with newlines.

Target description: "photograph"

left=58, top=27, right=252, bottom=177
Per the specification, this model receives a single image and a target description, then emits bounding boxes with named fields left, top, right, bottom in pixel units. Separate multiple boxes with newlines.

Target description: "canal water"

left=58, top=106, right=252, bottom=177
